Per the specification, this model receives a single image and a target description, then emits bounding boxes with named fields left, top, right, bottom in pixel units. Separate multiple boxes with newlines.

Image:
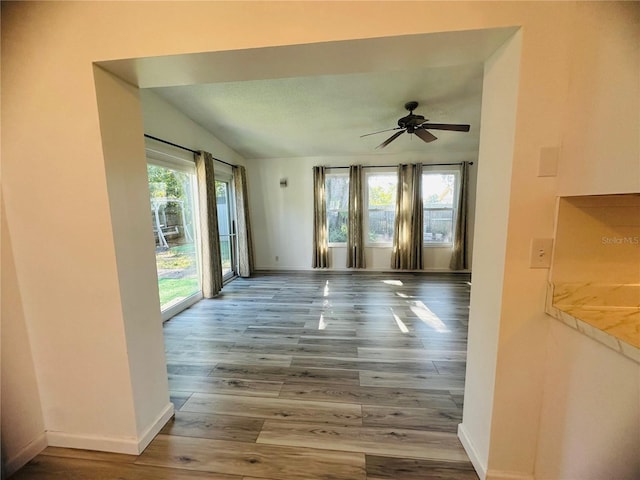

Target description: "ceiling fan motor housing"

left=398, top=101, right=425, bottom=130
left=398, top=114, right=425, bottom=129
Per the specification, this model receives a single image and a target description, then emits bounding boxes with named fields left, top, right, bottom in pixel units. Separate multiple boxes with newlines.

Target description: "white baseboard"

left=47, top=430, right=140, bottom=455
left=4, top=431, right=48, bottom=477
left=458, top=423, right=488, bottom=480
left=254, top=266, right=470, bottom=273
left=486, top=471, right=535, bottom=480
left=47, top=402, right=174, bottom=456
left=136, top=402, right=174, bottom=453
left=457, top=424, right=535, bottom=480
left=254, top=266, right=309, bottom=271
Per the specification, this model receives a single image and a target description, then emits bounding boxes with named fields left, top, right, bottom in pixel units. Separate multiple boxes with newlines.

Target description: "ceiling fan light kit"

left=361, top=101, right=471, bottom=149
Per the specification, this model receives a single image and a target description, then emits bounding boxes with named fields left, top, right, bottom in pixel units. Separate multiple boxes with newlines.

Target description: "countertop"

left=546, top=283, right=640, bottom=363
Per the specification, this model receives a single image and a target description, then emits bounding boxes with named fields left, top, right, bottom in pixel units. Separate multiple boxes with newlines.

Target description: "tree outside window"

left=367, top=173, right=397, bottom=244
left=325, top=174, right=349, bottom=244
left=422, top=172, right=457, bottom=244
left=147, top=163, right=200, bottom=310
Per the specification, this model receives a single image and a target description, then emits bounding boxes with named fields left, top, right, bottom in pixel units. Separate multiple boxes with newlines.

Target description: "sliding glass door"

left=215, top=179, right=237, bottom=280
left=146, top=147, right=241, bottom=317
left=147, top=159, right=202, bottom=316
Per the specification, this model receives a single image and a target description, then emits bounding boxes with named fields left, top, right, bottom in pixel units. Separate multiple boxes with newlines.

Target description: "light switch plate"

left=530, top=238, right=553, bottom=268
left=538, top=147, right=559, bottom=177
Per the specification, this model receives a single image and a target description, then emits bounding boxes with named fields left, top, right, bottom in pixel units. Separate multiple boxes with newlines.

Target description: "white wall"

left=459, top=30, right=522, bottom=476
left=247, top=156, right=313, bottom=270
left=1, top=204, right=46, bottom=474
left=557, top=2, right=640, bottom=197
left=2, top=5, right=142, bottom=468
left=94, top=67, right=174, bottom=445
left=535, top=321, right=640, bottom=480
left=1, top=9, right=247, bottom=474
left=2, top=2, right=638, bottom=478
left=481, top=4, right=574, bottom=471
left=533, top=5, right=640, bottom=477
left=140, top=90, right=246, bottom=168
left=246, top=153, right=477, bottom=271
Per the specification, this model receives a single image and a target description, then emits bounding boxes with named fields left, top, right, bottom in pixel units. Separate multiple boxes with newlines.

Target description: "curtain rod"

left=144, top=134, right=237, bottom=168
left=324, top=161, right=473, bottom=170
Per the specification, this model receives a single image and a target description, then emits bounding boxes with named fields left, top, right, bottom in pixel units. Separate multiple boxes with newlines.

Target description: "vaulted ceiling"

left=100, top=27, right=518, bottom=161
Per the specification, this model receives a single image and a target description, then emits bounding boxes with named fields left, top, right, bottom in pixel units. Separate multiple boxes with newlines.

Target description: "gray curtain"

left=347, top=165, right=365, bottom=268
left=391, top=163, right=423, bottom=270
left=450, top=162, right=470, bottom=270
left=234, top=165, right=254, bottom=277
left=312, top=166, right=329, bottom=268
left=195, top=151, right=223, bottom=297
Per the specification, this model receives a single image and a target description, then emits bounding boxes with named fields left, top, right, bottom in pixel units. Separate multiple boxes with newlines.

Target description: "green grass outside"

left=158, top=277, right=199, bottom=307
left=220, top=238, right=231, bottom=269
left=156, top=239, right=232, bottom=308
left=156, top=244, right=196, bottom=270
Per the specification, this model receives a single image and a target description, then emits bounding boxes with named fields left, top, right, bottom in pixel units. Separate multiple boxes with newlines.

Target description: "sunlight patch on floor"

left=396, top=292, right=414, bottom=299
left=390, top=308, right=410, bottom=334
left=409, top=300, right=449, bottom=333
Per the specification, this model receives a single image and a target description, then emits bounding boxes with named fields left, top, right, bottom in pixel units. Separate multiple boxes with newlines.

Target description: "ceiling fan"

left=362, top=101, right=470, bottom=149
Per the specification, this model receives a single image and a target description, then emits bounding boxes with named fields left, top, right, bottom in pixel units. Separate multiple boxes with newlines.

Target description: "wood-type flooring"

left=14, top=271, right=478, bottom=480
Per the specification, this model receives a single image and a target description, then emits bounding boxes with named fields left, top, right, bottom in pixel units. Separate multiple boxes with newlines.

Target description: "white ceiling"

left=150, top=64, right=484, bottom=159
left=101, top=27, right=518, bottom=161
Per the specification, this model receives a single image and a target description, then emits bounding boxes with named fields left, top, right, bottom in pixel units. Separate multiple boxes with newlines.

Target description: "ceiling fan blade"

left=361, top=126, right=402, bottom=138
left=376, top=130, right=405, bottom=149
left=414, top=128, right=437, bottom=143
left=420, top=123, right=470, bottom=132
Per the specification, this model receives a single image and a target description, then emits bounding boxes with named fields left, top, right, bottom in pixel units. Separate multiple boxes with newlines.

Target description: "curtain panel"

left=234, top=165, right=255, bottom=277
left=195, top=151, right=223, bottom=297
left=391, top=163, right=424, bottom=270
left=312, top=166, right=329, bottom=268
left=450, top=162, right=469, bottom=270
left=347, top=165, right=365, bottom=268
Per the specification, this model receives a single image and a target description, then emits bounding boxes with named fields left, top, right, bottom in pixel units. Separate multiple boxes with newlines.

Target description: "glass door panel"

left=215, top=180, right=237, bottom=280
left=148, top=164, right=201, bottom=311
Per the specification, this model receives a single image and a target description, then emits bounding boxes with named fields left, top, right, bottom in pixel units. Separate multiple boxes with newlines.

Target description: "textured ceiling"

left=151, top=63, right=484, bottom=160
left=104, top=27, right=519, bottom=161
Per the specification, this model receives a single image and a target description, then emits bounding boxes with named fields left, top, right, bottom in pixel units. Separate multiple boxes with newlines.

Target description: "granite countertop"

left=546, top=282, right=640, bottom=363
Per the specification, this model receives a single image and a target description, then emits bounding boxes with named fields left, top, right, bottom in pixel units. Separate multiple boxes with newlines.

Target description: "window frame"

left=214, top=173, right=239, bottom=282
left=146, top=145, right=203, bottom=321
left=364, top=168, right=397, bottom=247
left=325, top=172, right=350, bottom=247
left=422, top=166, right=460, bottom=247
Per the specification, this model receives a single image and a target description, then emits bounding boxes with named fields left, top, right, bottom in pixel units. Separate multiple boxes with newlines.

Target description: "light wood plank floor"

left=14, top=272, right=477, bottom=480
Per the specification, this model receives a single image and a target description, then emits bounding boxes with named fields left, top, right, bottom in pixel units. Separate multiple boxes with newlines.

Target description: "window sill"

left=161, top=291, right=203, bottom=322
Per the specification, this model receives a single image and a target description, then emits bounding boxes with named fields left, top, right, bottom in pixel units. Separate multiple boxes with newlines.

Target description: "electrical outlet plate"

left=530, top=238, right=553, bottom=268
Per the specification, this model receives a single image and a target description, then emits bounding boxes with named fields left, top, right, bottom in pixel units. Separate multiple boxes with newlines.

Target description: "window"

left=325, top=174, right=349, bottom=244
left=215, top=177, right=237, bottom=280
left=422, top=170, right=459, bottom=245
left=324, top=166, right=460, bottom=249
left=365, top=172, right=397, bottom=245
left=148, top=161, right=202, bottom=313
